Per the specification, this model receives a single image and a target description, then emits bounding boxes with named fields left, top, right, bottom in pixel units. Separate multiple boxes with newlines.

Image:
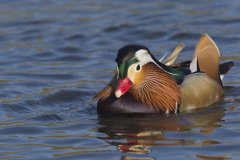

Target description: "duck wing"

left=161, top=43, right=185, bottom=66
left=168, top=34, right=234, bottom=83
left=190, top=33, right=222, bottom=84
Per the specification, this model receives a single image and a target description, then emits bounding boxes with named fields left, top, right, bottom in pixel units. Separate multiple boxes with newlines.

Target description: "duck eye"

left=136, top=64, right=141, bottom=71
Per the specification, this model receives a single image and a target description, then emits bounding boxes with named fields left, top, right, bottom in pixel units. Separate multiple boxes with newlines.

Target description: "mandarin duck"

left=94, top=34, right=234, bottom=115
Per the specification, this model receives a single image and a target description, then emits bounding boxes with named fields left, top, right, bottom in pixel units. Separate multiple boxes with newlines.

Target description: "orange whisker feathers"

left=131, top=63, right=181, bottom=112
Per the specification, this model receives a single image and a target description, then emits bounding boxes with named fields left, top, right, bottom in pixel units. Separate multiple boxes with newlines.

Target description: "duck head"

left=114, top=45, right=181, bottom=112
left=115, top=45, right=154, bottom=98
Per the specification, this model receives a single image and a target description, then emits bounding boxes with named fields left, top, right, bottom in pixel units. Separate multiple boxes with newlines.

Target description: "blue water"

left=0, top=0, right=239, bottom=159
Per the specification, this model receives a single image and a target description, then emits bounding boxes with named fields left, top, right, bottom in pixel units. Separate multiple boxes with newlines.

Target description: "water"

left=0, top=0, right=239, bottom=159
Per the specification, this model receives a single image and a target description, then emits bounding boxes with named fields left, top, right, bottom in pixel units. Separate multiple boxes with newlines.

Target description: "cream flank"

left=180, top=73, right=224, bottom=112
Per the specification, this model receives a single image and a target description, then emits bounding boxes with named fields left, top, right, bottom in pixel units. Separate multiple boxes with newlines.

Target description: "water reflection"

left=97, top=107, right=224, bottom=159
left=121, top=156, right=156, bottom=160
left=196, top=154, right=230, bottom=160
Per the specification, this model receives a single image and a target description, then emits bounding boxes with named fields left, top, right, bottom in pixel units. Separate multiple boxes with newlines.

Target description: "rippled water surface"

left=0, top=1, right=240, bottom=159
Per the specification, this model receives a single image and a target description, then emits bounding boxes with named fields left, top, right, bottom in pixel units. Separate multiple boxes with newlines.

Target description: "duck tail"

left=219, top=61, right=234, bottom=80
left=190, top=34, right=222, bottom=84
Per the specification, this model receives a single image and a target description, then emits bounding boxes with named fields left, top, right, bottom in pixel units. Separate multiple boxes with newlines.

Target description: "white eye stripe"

left=135, top=49, right=155, bottom=66
left=135, top=49, right=179, bottom=76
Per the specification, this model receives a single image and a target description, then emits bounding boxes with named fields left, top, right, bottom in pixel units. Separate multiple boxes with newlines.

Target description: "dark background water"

left=0, top=0, right=239, bottom=160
